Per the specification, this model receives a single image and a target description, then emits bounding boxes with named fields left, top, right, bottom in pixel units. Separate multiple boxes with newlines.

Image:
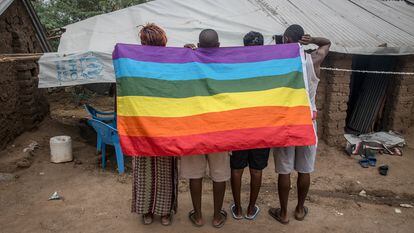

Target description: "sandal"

left=368, top=157, right=377, bottom=167
left=188, top=210, right=204, bottom=227
left=161, top=212, right=173, bottom=226
left=359, top=158, right=369, bottom=168
left=268, top=208, right=289, bottom=225
left=379, top=165, right=389, bottom=176
left=294, top=206, right=309, bottom=221
left=213, top=210, right=227, bottom=228
left=245, top=205, right=260, bottom=220
left=142, top=213, right=153, bottom=225
left=230, top=203, right=243, bottom=220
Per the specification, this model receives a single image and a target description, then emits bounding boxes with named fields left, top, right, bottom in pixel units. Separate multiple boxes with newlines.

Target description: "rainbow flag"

left=113, top=43, right=316, bottom=156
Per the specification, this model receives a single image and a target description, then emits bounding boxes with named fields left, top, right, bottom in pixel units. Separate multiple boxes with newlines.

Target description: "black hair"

left=243, top=31, right=264, bottom=46
left=199, top=29, right=219, bottom=48
left=284, top=24, right=304, bottom=43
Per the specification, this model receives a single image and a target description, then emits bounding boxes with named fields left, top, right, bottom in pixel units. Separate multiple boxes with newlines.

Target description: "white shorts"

left=273, top=145, right=316, bottom=174
left=179, top=152, right=230, bottom=182
left=273, top=121, right=317, bottom=174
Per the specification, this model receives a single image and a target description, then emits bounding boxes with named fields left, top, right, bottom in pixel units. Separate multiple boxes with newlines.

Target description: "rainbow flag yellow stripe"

left=117, top=88, right=309, bottom=117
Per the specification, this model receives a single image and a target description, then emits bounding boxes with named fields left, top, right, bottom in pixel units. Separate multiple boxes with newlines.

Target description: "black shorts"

left=230, top=148, right=270, bottom=170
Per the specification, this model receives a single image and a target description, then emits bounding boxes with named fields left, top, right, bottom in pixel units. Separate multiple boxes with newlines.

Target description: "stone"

left=16, top=158, right=32, bottom=168
left=359, top=190, right=367, bottom=197
left=400, top=204, right=413, bottom=208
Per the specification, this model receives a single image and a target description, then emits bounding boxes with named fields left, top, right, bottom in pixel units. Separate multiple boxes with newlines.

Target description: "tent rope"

left=1, top=54, right=414, bottom=76
left=320, top=67, right=414, bottom=76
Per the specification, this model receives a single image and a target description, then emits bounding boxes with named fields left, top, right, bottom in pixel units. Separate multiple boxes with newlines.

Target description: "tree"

left=32, top=0, right=150, bottom=50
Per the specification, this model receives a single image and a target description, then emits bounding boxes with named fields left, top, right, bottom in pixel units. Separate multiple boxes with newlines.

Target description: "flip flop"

left=359, top=158, right=369, bottom=168
left=230, top=203, right=243, bottom=220
left=268, top=208, right=289, bottom=225
left=188, top=210, right=204, bottom=227
left=368, top=157, right=377, bottom=167
left=212, top=210, right=228, bottom=228
left=379, top=165, right=389, bottom=176
left=294, top=206, right=309, bottom=221
left=245, top=205, right=260, bottom=220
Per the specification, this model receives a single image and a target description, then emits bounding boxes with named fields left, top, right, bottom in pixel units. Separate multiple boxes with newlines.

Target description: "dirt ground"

left=1, top=92, right=413, bottom=233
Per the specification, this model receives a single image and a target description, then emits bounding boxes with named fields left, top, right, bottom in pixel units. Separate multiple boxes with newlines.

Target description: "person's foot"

left=247, top=204, right=256, bottom=217
left=268, top=208, right=289, bottom=224
left=161, top=214, right=173, bottom=226
left=189, top=210, right=204, bottom=227
left=142, top=213, right=154, bottom=225
left=294, top=206, right=309, bottom=221
left=245, top=205, right=260, bottom=220
left=212, top=210, right=227, bottom=228
left=230, top=204, right=243, bottom=219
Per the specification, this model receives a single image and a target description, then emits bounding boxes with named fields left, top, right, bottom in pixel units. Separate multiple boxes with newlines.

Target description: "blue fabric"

left=114, top=57, right=303, bottom=80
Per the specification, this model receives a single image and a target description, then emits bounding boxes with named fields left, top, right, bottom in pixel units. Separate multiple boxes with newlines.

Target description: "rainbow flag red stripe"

left=113, top=43, right=316, bottom=156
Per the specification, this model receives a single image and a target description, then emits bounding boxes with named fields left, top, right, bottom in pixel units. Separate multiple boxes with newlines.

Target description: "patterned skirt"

left=131, top=156, right=178, bottom=216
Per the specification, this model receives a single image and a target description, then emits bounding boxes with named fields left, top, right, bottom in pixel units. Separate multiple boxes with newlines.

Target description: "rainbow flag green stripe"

left=113, top=43, right=316, bottom=156
left=116, top=72, right=305, bottom=98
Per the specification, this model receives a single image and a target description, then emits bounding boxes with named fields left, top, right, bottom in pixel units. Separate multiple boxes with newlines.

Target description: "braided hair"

left=139, top=23, right=168, bottom=46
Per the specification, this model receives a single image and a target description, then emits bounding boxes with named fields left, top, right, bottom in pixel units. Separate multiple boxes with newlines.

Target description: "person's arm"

left=299, top=35, right=331, bottom=67
left=300, top=35, right=330, bottom=121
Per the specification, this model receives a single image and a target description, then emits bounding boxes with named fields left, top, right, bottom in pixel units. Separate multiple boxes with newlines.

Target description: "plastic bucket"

left=50, top=136, right=73, bottom=163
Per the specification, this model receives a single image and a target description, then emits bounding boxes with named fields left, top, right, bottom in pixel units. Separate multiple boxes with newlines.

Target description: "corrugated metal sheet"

left=251, top=0, right=414, bottom=54
left=0, top=0, right=14, bottom=16
left=347, top=75, right=389, bottom=133
left=346, top=55, right=396, bottom=134
left=59, top=0, right=414, bottom=55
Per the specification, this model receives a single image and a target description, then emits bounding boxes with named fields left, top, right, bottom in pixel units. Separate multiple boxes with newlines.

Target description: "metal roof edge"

left=0, top=0, right=13, bottom=16
left=21, top=0, right=52, bottom=52
left=332, top=46, right=414, bottom=56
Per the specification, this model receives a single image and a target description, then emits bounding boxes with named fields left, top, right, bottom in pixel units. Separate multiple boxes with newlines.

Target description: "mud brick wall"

left=315, top=68, right=327, bottom=139
left=0, top=0, right=49, bottom=150
left=384, top=55, right=414, bottom=133
left=317, top=53, right=414, bottom=146
left=316, top=53, right=353, bottom=146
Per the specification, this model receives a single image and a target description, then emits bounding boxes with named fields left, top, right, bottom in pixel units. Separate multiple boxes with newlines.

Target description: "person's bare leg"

left=231, top=169, right=244, bottom=217
left=247, top=168, right=262, bottom=216
left=189, top=178, right=204, bottom=225
left=212, top=181, right=226, bottom=225
left=296, top=172, right=310, bottom=218
left=278, top=173, right=291, bottom=222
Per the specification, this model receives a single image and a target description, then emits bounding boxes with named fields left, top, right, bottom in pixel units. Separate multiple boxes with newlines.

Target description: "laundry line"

left=1, top=53, right=414, bottom=76
left=320, top=67, right=414, bottom=76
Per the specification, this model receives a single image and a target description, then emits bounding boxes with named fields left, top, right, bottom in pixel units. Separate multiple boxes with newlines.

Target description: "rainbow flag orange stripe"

left=113, top=43, right=316, bottom=156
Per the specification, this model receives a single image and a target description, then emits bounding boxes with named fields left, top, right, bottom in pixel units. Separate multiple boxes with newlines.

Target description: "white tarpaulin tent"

left=38, top=0, right=414, bottom=88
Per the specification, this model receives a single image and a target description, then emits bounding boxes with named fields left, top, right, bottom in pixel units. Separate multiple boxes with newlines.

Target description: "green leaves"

left=32, top=0, right=150, bottom=51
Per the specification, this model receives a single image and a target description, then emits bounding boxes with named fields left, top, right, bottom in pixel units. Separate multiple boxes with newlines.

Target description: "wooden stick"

left=0, top=53, right=44, bottom=57
left=0, top=55, right=42, bottom=63
left=47, top=35, right=62, bottom=40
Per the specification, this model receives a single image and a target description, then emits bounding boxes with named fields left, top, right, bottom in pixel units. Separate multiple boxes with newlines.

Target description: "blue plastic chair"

left=87, top=119, right=124, bottom=174
left=84, top=104, right=116, bottom=153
